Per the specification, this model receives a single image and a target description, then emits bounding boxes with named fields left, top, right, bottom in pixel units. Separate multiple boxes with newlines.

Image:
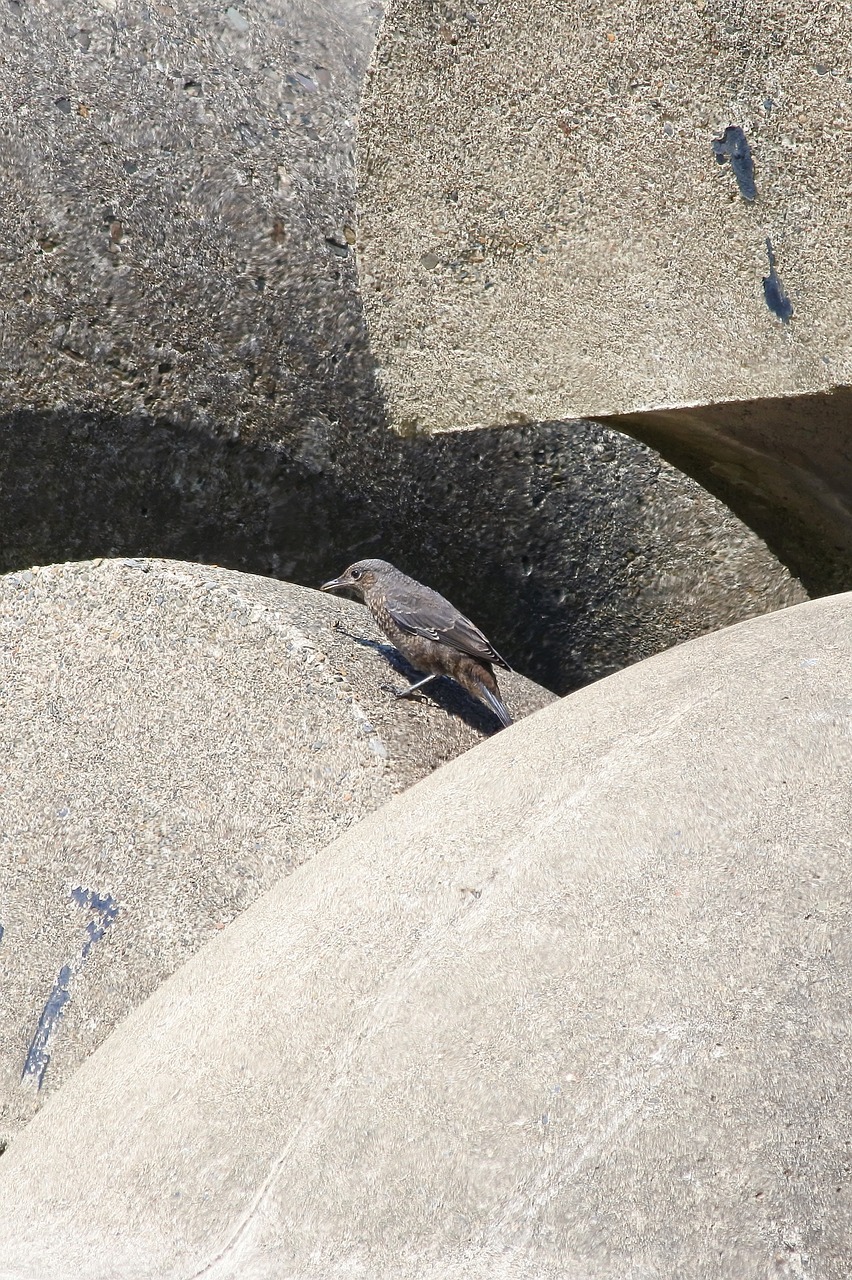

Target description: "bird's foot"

left=381, top=683, right=429, bottom=703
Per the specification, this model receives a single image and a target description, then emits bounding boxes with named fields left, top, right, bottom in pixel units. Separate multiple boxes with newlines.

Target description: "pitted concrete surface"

left=358, top=1, right=852, bottom=591
left=0, top=0, right=380, bottom=438
left=359, top=0, right=852, bottom=425
left=0, top=557, right=553, bottom=1143
left=0, top=595, right=849, bottom=1278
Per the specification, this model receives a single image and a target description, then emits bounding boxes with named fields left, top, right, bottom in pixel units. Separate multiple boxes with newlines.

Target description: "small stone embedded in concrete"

left=224, top=7, right=249, bottom=33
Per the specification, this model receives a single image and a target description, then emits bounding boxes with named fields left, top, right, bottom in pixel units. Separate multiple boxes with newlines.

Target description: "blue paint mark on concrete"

left=70, top=886, right=120, bottom=958
left=20, top=967, right=73, bottom=1087
left=22, top=888, right=120, bottom=1089
left=763, top=238, right=793, bottom=323
left=713, top=126, right=757, bottom=201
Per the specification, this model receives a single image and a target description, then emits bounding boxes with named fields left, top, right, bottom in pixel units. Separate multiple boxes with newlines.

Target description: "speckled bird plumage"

left=321, top=559, right=513, bottom=728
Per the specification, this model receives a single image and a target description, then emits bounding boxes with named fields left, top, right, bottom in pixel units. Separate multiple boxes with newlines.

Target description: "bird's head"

left=320, top=559, right=394, bottom=599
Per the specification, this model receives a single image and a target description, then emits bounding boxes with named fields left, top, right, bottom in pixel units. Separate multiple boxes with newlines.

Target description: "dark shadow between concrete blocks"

left=608, top=384, right=852, bottom=598
left=0, top=400, right=817, bottom=698
left=0, top=400, right=811, bottom=698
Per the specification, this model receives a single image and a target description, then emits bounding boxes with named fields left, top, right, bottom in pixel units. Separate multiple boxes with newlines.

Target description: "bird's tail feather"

left=476, top=682, right=513, bottom=729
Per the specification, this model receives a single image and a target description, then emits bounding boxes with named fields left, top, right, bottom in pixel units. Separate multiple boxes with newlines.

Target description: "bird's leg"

left=384, top=673, right=437, bottom=700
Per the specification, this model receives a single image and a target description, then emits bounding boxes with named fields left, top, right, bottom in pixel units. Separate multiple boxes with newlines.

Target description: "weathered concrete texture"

left=0, top=594, right=849, bottom=1279
left=358, top=0, right=852, bottom=590
left=0, top=0, right=380, bottom=439
left=0, top=557, right=553, bottom=1144
left=368, top=421, right=807, bottom=694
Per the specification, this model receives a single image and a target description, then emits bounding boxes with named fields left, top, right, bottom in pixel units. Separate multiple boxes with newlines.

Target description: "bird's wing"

left=386, top=582, right=511, bottom=670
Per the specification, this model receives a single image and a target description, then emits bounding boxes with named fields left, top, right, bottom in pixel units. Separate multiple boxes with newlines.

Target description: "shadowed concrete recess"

left=358, top=0, right=852, bottom=591
left=0, top=407, right=806, bottom=695
left=0, top=557, right=553, bottom=1144
left=0, top=594, right=849, bottom=1279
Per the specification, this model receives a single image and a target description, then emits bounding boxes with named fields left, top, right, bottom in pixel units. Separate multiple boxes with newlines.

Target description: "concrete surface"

left=0, top=593, right=849, bottom=1278
left=0, top=557, right=553, bottom=1143
left=358, top=0, right=852, bottom=591
left=0, top=0, right=805, bottom=690
left=0, top=0, right=379, bottom=441
left=611, top=387, right=852, bottom=596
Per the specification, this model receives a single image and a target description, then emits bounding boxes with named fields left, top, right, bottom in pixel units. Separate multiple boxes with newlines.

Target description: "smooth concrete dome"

left=0, top=595, right=849, bottom=1278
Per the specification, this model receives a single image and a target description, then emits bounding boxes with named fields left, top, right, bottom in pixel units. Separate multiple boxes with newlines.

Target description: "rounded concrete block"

left=0, top=0, right=378, bottom=439
left=0, top=595, right=849, bottom=1277
left=0, top=557, right=552, bottom=1143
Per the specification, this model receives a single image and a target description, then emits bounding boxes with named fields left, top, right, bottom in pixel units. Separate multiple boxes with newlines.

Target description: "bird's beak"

left=320, top=575, right=349, bottom=592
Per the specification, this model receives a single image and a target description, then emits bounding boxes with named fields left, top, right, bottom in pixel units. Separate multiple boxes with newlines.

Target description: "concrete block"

left=0, top=594, right=849, bottom=1277
left=0, top=0, right=806, bottom=687
left=0, top=557, right=552, bottom=1142
left=358, top=0, right=852, bottom=589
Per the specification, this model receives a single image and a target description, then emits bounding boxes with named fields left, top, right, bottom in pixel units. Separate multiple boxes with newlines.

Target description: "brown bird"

left=321, top=559, right=513, bottom=728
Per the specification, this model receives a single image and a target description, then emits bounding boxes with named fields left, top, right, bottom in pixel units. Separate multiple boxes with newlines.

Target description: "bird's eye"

left=351, top=568, right=362, bottom=581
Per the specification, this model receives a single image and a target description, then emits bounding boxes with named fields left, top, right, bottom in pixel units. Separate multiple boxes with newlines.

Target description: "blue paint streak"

left=21, top=967, right=73, bottom=1087
left=71, top=886, right=120, bottom=959
left=713, top=126, right=757, bottom=202
left=22, top=888, right=120, bottom=1089
left=763, top=238, right=793, bottom=323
